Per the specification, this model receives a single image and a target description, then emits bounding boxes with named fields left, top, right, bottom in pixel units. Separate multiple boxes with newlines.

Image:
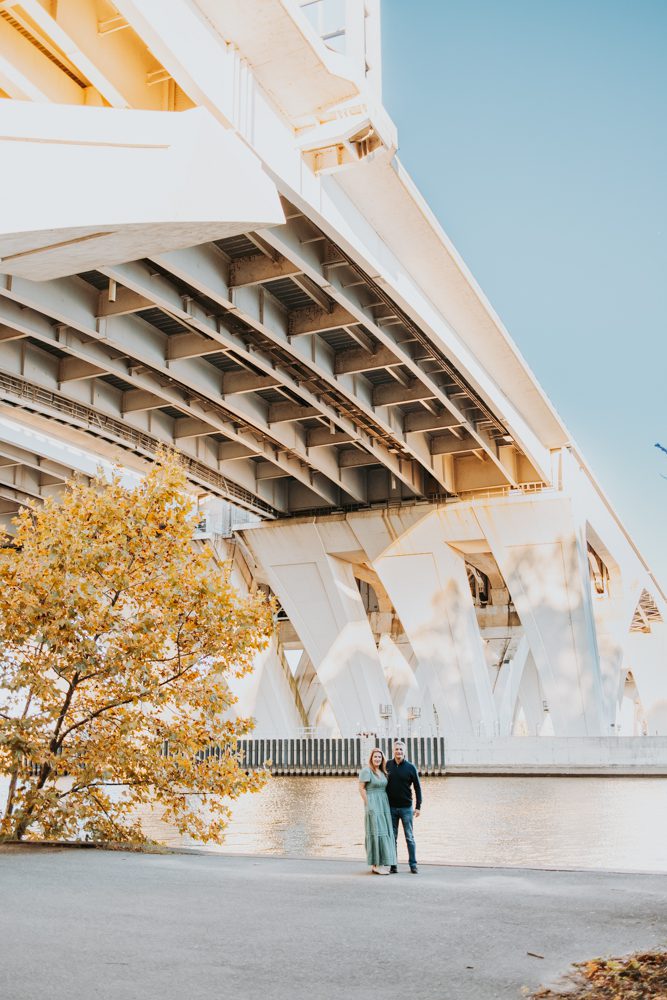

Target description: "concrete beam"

left=11, top=0, right=163, bottom=109
left=0, top=13, right=84, bottom=104
left=94, top=263, right=378, bottom=503
left=259, top=222, right=517, bottom=485
left=167, top=333, right=224, bottom=360
left=151, top=247, right=431, bottom=495
left=291, top=273, right=332, bottom=312
left=256, top=462, right=291, bottom=480
left=307, top=427, right=354, bottom=448
left=223, top=372, right=281, bottom=395
left=404, top=410, right=463, bottom=433
left=0, top=292, right=290, bottom=509
left=98, top=286, right=154, bottom=317
left=0, top=271, right=358, bottom=506
left=0, top=371, right=276, bottom=516
left=218, top=442, right=256, bottom=461
left=269, top=402, right=320, bottom=423
left=339, top=448, right=381, bottom=468
left=173, top=417, right=217, bottom=440
left=288, top=302, right=356, bottom=337
left=58, top=358, right=107, bottom=383
left=372, top=380, right=438, bottom=407
left=122, top=389, right=167, bottom=413
left=229, top=254, right=302, bottom=287
left=429, top=432, right=478, bottom=456
left=334, top=344, right=401, bottom=375
left=0, top=326, right=28, bottom=344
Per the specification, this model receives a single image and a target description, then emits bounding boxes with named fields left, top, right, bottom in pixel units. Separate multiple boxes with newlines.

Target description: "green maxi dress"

left=359, top=766, right=397, bottom=867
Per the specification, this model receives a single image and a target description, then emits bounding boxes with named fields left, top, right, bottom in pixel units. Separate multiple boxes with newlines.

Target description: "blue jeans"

left=391, top=806, right=417, bottom=868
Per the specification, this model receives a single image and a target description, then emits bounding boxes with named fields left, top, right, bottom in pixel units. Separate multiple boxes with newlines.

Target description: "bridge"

left=0, top=0, right=664, bottom=744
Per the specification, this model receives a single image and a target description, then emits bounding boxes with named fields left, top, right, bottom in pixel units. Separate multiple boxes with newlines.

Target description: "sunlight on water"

left=139, top=776, right=667, bottom=872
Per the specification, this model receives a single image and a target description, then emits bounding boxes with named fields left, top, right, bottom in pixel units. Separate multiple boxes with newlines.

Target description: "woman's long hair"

left=368, top=747, right=387, bottom=775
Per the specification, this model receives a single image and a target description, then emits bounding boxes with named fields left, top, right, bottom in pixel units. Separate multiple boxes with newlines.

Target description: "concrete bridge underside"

left=233, top=469, right=667, bottom=739
left=0, top=0, right=663, bottom=742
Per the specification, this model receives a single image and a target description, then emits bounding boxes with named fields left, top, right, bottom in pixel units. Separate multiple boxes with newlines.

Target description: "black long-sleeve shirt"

left=386, top=759, right=422, bottom=811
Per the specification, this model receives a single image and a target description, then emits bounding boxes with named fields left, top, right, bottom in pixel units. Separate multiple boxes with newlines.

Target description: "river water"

left=140, top=775, right=667, bottom=872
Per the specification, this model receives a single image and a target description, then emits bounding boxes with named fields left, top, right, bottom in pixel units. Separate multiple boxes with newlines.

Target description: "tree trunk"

left=1, top=762, right=20, bottom=833
left=1, top=690, right=34, bottom=839
left=9, top=761, right=52, bottom=841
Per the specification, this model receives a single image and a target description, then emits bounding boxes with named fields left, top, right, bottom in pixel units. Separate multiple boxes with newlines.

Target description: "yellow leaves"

left=0, top=452, right=272, bottom=844
left=532, top=950, right=667, bottom=999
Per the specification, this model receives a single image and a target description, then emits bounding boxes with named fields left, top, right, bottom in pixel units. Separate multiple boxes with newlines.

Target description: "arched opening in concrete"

left=511, top=655, right=549, bottom=736
left=586, top=541, right=611, bottom=597
left=467, top=564, right=490, bottom=607
left=630, top=590, right=664, bottom=634
left=353, top=566, right=420, bottom=733
left=625, top=592, right=667, bottom=735
left=618, top=670, right=647, bottom=736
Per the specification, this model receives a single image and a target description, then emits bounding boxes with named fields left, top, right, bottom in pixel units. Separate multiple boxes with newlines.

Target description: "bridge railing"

left=235, top=736, right=446, bottom=775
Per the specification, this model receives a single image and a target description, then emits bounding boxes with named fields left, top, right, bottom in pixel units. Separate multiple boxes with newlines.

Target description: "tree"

left=0, top=453, right=273, bottom=844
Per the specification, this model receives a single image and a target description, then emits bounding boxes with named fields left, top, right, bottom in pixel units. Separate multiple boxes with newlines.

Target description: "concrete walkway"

left=1, top=850, right=666, bottom=1000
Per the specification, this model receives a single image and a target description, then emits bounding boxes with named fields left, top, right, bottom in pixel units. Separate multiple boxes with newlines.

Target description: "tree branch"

left=58, top=660, right=200, bottom=742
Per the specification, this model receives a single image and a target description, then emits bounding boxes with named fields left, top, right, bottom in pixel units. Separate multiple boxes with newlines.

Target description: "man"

left=386, top=740, right=422, bottom=874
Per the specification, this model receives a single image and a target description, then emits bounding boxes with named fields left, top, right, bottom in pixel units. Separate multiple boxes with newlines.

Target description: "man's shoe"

left=389, top=865, right=398, bottom=874
left=410, top=866, right=419, bottom=874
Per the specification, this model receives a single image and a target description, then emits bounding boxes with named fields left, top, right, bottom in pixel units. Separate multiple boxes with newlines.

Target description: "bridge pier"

left=243, top=520, right=393, bottom=736
left=348, top=508, right=497, bottom=737
left=475, top=497, right=608, bottom=736
left=232, top=636, right=305, bottom=736
left=626, top=622, right=667, bottom=734
left=237, top=482, right=666, bottom=740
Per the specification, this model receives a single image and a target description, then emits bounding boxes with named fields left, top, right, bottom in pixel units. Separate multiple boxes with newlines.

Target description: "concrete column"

left=626, top=622, right=667, bottom=734
left=591, top=576, right=641, bottom=730
left=494, top=635, right=529, bottom=736
left=618, top=670, right=645, bottom=736
left=241, top=521, right=392, bottom=735
left=516, top=654, right=548, bottom=735
left=293, top=651, right=336, bottom=735
left=377, top=633, right=421, bottom=727
left=475, top=497, right=606, bottom=736
left=232, top=636, right=304, bottom=737
left=349, top=509, right=497, bottom=737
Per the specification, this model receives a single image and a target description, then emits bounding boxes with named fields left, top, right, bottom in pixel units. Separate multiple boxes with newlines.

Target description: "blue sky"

left=382, top=0, right=667, bottom=587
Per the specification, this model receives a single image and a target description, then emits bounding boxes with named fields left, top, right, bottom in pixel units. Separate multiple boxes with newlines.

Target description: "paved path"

left=1, top=850, right=666, bottom=1000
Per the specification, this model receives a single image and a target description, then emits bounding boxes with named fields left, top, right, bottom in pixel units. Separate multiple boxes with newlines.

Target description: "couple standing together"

left=359, top=740, right=422, bottom=875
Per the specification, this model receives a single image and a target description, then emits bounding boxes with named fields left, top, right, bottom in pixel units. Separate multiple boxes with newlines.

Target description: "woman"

left=358, top=748, right=397, bottom=875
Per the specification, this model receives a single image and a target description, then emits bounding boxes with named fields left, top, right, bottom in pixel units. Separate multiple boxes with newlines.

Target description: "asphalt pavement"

left=1, top=848, right=666, bottom=1000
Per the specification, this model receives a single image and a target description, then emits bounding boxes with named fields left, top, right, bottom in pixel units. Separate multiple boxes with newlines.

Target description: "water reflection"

left=141, top=776, right=667, bottom=872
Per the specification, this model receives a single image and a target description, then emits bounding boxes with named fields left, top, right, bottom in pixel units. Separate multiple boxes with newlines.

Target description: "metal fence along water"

left=233, top=736, right=446, bottom=775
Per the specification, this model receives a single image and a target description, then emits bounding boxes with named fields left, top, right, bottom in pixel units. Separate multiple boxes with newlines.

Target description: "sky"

left=382, top=0, right=667, bottom=588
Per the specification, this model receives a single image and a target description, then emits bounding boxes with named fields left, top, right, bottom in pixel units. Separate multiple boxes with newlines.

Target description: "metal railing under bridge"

left=233, top=736, right=446, bottom=775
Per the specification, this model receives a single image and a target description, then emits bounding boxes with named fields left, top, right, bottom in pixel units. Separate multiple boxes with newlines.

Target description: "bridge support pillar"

left=349, top=509, right=497, bottom=737
left=377, top=633, right=421, bottom=730
left=475, top=497, right=606, bottom=736
left=242, top=521, right=392, bottom=735
left=232, top=636, right=305, bottom=737
left=626, top=623, right=667, bottom=734
left=516, top=653, right=550, bottom=735
left=494, top=636, right=536, bottom=736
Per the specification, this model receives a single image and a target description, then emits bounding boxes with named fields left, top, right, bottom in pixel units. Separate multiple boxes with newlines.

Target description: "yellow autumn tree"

left=0, top=453, right=273, bottom=844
